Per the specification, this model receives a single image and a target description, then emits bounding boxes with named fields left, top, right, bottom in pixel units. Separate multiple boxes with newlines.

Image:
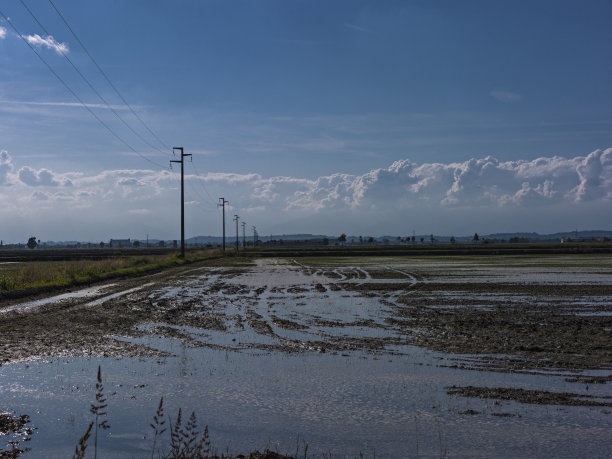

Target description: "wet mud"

left=447, top=385, right=612, bottom=407
left=0, top=412, right=33, bottom=457
left=1, top=255, right=611, bottom=419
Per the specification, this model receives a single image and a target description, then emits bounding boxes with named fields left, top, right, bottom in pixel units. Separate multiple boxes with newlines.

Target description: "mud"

left=0, top=412, right=33, bottom=457
left=0, top=255, right=610, bottom=397
left=447, top=385, right=612, bottom=407
left=0, top=255, right=611, bottom=456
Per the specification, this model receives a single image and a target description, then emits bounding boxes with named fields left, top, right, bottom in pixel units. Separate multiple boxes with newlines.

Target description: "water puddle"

left=86, top=283, right=155, bottom=307
left=0, top=284, right=116, bottom=314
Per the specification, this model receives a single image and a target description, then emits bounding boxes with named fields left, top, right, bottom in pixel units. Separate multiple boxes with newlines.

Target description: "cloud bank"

left=0, top=149, right=610, bottom=241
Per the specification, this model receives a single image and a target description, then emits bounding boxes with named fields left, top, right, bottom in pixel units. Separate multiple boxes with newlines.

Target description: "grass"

left=67, top=368, right=297, bottom=459
left=0, top=249, right=221, bottom=297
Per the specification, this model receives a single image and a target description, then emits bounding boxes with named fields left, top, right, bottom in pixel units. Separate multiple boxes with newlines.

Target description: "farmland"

left=0, top=252, right=610, bottom=457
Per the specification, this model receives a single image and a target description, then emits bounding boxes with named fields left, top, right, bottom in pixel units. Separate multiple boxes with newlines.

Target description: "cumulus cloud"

left=240, top=149, right=612, bottom=212
left=490, top=90, right=523, bottom=103
left=0, top=150, right=14, bottom=184
left=0, top=26, right=6, bottom=39
left=31, top=190, right=49, bottom=201
left=117, top=177, right=144, bottom=187
left=25, top=34, right=68, bottom=54
left=18, top=166, right=63, bottom=186
left=0, top=148, right=610, bottom=240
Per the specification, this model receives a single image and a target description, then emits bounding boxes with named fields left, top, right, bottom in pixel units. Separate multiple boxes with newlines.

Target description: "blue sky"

left=1, top=0, right=611, bottom=242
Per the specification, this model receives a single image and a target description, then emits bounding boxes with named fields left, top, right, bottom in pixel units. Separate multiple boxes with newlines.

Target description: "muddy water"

left=0, top=256, right=611, bottom=457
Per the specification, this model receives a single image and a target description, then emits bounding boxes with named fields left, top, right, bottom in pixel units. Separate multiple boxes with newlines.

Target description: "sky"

left=0, top=0, right=611, bottom=242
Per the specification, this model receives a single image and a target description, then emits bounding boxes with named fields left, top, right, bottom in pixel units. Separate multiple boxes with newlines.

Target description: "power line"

left=189, top=159, right=217, bottom=207
left=0, top=8, right=168, bottom=170
left=48, top=0, right=171, bottom=152
left=20, top=0, right=169, bottom=156
left=184, top=179, right=217, bottom=212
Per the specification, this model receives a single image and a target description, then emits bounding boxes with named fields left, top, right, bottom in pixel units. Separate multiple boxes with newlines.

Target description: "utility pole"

left=170, top=147, right=191, bottom=258
left=233, top=215, right=240, bottom=251
left=252, top=226, right=257, bottom=248
left=241, top=221, right=246, bottom=249
left=218, top=198, right=228, bottom=252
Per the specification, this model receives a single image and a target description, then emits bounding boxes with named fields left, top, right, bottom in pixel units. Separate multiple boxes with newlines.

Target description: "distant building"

left=109, top=238, right=131, bottom=248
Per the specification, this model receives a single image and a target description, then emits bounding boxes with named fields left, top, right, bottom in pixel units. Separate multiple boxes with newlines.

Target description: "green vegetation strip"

left=0, top=249, right=222, bottom=300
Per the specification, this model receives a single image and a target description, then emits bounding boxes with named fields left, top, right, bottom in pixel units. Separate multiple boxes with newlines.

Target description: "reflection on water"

left=0, top=256, right=610, bottom=457
left=1, top=346, right=610, bottom=458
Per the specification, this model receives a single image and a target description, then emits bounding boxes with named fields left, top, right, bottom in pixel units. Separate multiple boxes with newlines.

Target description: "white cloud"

left=0, top=26, right=7, bottom=39
left=31, top=190, right=49, bottom=201
left=0, top=148, right=610, bottom=241
left=490, top=90, right=523, bottom=103
left=0, top=150, right=14, bottom=184
left=25, top=34, right=68, bottom=54
left=18, top=166, right=64, bottom=187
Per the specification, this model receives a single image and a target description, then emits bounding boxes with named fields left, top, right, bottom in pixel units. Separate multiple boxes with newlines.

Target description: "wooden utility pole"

left=233, top=214, right=239, bottom=251
left=170, top=147, right=191, bottom=258
left=218, top=198, right=228, bottom=252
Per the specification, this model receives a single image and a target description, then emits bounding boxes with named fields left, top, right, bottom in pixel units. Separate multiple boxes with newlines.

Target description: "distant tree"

left=420, top=237, right=424, bottom=243
left=100, top=241, right=105, bottom=248
left=450, top=236, right=456, bottom=244
left=397, top=236, right=402, bottom=243
left=158, top=240, right=165, bottom=247
left=473, top=233, right=479, bottom=242
left=323, top=238, right=329, bottom=246
left=338, top=233, right=347, bottom=243
left=367, top=236, right=374, bottom=244
left=411, top=236, right=416, bottom=243
left=359, top=236, right=363, bottom=244
left=430, top=234, right=435, bottom=243
left=133, top=240, right=140, bottom=248
left=26, top=236, right=37, bottom=249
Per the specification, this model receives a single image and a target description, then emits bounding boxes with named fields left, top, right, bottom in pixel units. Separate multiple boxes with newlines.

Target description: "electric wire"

left=185, top=179, right=217, bottom=212
left=48, top=0, right=171, bottom=152
left=0, top=8, right=168, bottom=170
left=189, top=159, right=218, bottom=207
left=20, top=0, right=168, bottom=156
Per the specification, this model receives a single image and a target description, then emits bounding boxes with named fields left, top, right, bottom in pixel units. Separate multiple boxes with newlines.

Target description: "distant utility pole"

left=170, top=147, right=192, bottom=258
left=252, top=226, right=257, bottom=247
left=218, top=198, right=228, bottom=252
left=241, top=221, right=246, bottom=249
left=233, top=215, right=240, bottom=251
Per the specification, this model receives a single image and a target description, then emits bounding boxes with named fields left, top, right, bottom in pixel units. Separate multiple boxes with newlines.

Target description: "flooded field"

left=0, top=255, right=611, bottom=457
